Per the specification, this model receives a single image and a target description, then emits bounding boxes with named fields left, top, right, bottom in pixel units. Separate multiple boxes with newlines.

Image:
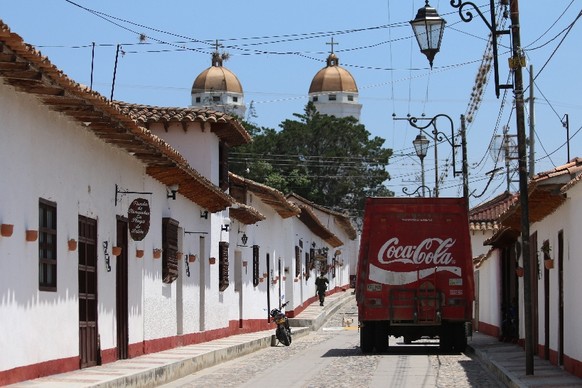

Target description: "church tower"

left=308, top=41, right=362, bottom=120
left=191, top=46, right=246, bottom=118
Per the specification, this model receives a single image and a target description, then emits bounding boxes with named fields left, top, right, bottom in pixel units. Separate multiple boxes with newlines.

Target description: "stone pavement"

left=466, top=332, right=582, bottom=387
left=8, top=290, right=582, bottom=387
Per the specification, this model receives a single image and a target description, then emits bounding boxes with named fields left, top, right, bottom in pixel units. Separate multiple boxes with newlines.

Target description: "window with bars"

left=295, top=246, right=301, bottom=277
left=253, top=245, right=260, bottom=287
left=39, top=198, right=57, bottom=291
left=219, top=241, right=229, bottom=291
left=162, top=217, right=179, bottom=284
left=304, top=251, right=311, bottom=281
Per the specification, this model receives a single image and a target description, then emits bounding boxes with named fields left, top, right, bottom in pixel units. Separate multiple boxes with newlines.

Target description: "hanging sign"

left=128, top=198, right=150, bottom=241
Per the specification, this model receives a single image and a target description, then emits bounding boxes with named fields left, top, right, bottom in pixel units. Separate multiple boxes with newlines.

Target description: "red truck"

left=356, top=197, right=474, bottom=353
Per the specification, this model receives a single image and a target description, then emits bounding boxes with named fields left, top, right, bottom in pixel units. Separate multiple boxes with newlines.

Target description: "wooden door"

left=116, top=218, right=129, bottom=360
left=79, top=216, right=98, bottom=368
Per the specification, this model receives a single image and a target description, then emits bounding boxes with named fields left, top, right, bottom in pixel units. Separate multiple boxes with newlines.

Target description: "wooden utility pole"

left=510, top=0, right=535, bottom=375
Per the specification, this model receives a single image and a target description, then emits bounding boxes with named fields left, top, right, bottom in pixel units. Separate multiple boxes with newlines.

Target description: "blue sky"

left=2, top=1, right=581, bottom=208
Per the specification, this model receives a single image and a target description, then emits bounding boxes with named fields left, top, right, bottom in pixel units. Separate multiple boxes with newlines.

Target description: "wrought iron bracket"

left=450, top=0, right=512, bottom=98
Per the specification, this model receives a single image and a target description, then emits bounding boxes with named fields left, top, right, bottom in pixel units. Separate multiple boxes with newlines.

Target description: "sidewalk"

left=10, top=292, right=582, bottom=388
left=467, top=331, right=582, bottom=387
left=7, top=291, right=353, bottom=388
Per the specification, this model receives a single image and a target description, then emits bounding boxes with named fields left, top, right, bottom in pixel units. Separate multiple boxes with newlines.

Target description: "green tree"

left=230, top=102, right=393, bottom=215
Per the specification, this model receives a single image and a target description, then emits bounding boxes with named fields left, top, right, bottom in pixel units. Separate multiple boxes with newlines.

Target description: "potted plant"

left=25, top=229, right=38, bottom=242
left=112, top=246, right=122, bottom=256
left=153, top=248, right=162, bottom=259
left=188, top=254, right=196, bottom=262
left=136, top=249, right=144, bottom=258
left=68, top=239, right=78, bottom=251
left=516, top=266, right=524, bottom=277
left=544, top=258, right=554, bottom=269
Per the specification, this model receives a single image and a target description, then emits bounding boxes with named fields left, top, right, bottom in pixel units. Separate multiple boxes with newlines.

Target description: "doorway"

left=78, top=215, right=98, bottom=368
left=116, top=218, right=129, bottom=360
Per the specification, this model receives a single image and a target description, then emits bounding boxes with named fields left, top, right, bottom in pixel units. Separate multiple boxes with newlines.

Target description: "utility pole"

left=563, top=114, right=570, bottom=162
left=510, top=0, right=534, bottom=375
left=461, top=115, right=469, bottom=203
left=503, top=126, right=511, bottom=192
left=528, top=64, right=535, bottom=178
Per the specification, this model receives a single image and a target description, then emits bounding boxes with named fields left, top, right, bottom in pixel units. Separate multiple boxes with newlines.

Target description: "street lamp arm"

left=403, top=185, right=432, bottom=198
left=450, top=0, right=493, bottom=31
left=407, top=114, right=457, bottom=148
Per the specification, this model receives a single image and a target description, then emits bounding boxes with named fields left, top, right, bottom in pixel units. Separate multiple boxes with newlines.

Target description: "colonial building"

left=0, top=21, right=355, bottom=385
left=470, top=159, right=582, bottom=378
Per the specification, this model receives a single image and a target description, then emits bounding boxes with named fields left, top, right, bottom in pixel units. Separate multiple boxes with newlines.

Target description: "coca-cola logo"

left=377, top=237, right=455, bottom=265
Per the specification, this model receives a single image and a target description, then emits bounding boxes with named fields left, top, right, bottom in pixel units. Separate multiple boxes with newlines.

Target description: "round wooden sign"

left=128, top=198, right=150, bottom=241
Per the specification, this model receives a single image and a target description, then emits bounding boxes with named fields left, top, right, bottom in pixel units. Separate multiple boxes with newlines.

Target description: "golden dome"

left=308, top=53, right=358, bottom=94
left=192, top=54, right=243, bottom=94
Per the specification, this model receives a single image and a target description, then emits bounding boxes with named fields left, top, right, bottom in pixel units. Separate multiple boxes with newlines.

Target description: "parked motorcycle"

left=270, top=301, right=292, bottom=346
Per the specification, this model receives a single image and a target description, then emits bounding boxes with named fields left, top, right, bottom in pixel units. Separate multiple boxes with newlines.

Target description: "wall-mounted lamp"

left=221, top=217, right=231, bottom=232
left=167, top=184, right=179, bottom=200
left=241, top=233, right=248, bottom=245
left=200, top=210, right=209, bottom=219
left=311, top=242, right=316, bottom=248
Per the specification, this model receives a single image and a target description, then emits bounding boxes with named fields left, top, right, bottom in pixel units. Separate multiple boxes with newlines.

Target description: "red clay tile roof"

left=229, top=173, right=301, bottom=219
left=286, top=193, right=357, bottom=240
left=114, top=103, right=251, bottom=147
left=229, top=203, right=266, bottom=225
left=469, top=191, right=517, bottom=231
left=294, top=203, right=344, bottom=248
left=0, top=20, right=236, bottom=213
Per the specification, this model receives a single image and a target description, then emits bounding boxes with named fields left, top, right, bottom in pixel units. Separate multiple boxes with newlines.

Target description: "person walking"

left=315, top=272, right=329, bottom=306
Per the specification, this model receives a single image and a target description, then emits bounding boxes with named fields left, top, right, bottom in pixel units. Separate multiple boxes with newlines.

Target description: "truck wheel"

left=374, top=322, right=389, bottom=353
left=439, top=325, right=453, bottom=352
left=453, top=324, right=467, bottom=352
left=360, top=322, right=374, bottom=354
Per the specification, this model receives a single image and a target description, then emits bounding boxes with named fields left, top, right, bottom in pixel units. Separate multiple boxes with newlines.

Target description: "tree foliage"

left=230, top=102, right=393, bottom=216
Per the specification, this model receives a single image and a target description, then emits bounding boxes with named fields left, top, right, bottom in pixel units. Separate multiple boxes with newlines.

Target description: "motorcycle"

left=270, top=301, right=292, bottom=346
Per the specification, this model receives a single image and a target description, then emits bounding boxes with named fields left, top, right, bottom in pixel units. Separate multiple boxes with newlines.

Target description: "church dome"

left=191, top=53, right=243, bottom=94
left=308, top=53, right=358, bottom=94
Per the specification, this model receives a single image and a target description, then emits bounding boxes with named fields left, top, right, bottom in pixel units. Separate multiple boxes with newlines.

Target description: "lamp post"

left=411, top=0, right=534, bottom=375
left=413, top=133, right=429, bottom=197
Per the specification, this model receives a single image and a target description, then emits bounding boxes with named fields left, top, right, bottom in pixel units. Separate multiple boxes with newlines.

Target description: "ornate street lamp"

left=410, top=1, right=446, bottom=68
left=413, top=133, right=430, bottom=197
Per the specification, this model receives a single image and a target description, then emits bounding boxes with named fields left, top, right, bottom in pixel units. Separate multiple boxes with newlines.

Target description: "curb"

left=466, top=343, right=526, bottom=388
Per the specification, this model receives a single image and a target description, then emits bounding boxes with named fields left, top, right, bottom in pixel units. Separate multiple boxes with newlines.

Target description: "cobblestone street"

left=161, top=296, right=504, bottom=388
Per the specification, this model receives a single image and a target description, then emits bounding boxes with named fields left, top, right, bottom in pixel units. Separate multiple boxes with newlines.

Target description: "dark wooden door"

left=116, top=219, right=129, bottom=360
left=79, top=216, right=98, bottom=368
left=530, top=232, right=539, bottom=355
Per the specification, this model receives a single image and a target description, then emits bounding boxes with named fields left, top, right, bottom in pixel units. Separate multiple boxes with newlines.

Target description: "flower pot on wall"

left=188, top=254, right=196, bottom=262
left=68, top=239, right=78, bottom=251
left=136, top=249, right=144, bottom=258
left=153, top=249, right=162, bottom=259
left=176, top=252, right=183, bottom=260
left=516, top=266, right=524, bottom=277
left=209, top=257, right=216, bottom=265
left=544, top=259, right=554, bottom=270
left=25, top=230, right=38, bottom=242
left=1, top=224, right=14, bottom=237
left=112, top=246, right=122, bottom=256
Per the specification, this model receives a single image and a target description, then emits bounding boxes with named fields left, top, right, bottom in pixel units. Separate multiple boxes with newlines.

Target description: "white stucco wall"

left=471, top=230, right=501, bottom=331
left=528, top=184, right=582, bottom=363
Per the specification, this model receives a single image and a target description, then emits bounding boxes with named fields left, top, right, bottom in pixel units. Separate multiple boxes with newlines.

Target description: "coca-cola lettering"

left=377, top=237, right=455, bottom=266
